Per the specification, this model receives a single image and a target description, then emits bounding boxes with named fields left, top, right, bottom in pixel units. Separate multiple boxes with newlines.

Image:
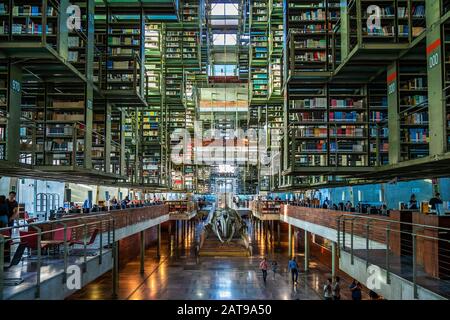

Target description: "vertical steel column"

left=140, top=230, right=145, bottom=274
left=331, top=242, right=336, bottom=279
left=304, top=230, right=309, bottom=272
left=413, top=232, right=418, bottom=299
left=0, top=235, right=4, bottom=300
left=112, top=220, right=118, bottom=299
left=366, top=222, right=370, bottom=267
left=288, top=224, right=292, bottom=258
left=350, top=219, right=354, bottom=265
left=386, top=225, right=391, bottom=284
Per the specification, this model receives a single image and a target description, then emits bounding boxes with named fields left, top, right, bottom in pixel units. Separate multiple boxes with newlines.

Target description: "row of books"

left=11, top=22, right=54, bottom=35
left=403, top=112, right=428, bottom=125
left=108, top=37, right=139, bottom=46
left=400, top=95, right=427, bottom=106
left=290, top=24, right=330, bottom=32
left=329, top=127, right=365, bottom=137
left=296, top=51, right=326, bottom=62
left=401, top=77, right=426, bottom=90
left=370, top=127, right=389, bottom=138
left=11, top=5, right=56, bottom=17
left=291, top=98, right=327, bottom=109
left=292, top=9, right=326, bottom=21
left=291, top=112, right=326, bottom=122
left=295, top=39, right=327, bottom=49
left=370, top=111, right=387, bottom=122
left=403, top=128, right=428, bottom=143
left=330, top=98, right=364, bottom=108
left=329, top=112, right=365, bottom=122
left=370, top=142, right=389, bottom=152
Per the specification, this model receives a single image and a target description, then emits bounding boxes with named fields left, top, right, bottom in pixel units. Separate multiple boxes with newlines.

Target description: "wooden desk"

left=413, top=213, right=450, bottom=279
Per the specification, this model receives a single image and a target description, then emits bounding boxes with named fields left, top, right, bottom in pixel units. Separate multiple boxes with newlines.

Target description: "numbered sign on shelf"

left=11, top=80, right=21, bottom=93
left=387, top=71, right=397, bottom=95
left=427, top=38, right=441, bottom=70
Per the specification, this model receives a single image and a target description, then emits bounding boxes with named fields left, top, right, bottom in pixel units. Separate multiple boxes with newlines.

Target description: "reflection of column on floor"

left=140, top=230, right=145, bottom=274
left=271, top=221, right=274, bottom=244
left=277, top=221, right=281, bottom=249
left=157, top=224, right=161, bottom=258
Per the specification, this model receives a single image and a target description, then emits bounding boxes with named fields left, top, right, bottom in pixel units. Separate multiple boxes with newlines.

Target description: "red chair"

left=53, top=227, right=73, bottom=242
left=70, top=228, right=99, bottom=247
left=19, top=230, right=50, bottom=254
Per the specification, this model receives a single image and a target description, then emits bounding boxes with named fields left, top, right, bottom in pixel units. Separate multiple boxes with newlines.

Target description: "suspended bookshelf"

left=145, top=24, right=162, bottom=96
left=398, top=58, right=429, bottom=161
left=20, top=82, right=45, bottom=164
left=6, top=0, right=59, bottom=48
left=288, top=83, right=328, bottom=167
left=328, top=84, right=368, bottom=167
left=196, top=166, right=211, bottom=194
left=31, top=84, right=87, bottom=167
left=106, top=9, right=144, bottom=96
left=286, top=0, right=339, bottom=73
left=140, top=105, right=161, bottom=185
left=182, top=0, right=200, bottom=24
left=269, top=0, right=283, bottom=98
left=250, top=0, right=269, bottom=100
left=123, top=107, right=139, bottom=183
left=67, top=1, right=91, bottom=77
left=368, top=76, right=389, bottom=166
left=444, top=20, right=450, bottom=151
left=143, top=23, right=163, bottom=185
left=0, top=1, right=9, bottom=39
left=92, top=101, right=107, bottom=172
left=93, top=11, right=107, bottom=89
left=347, top=0, right=426, bottom=48
left=0, top=63, right=7, bottom=160
left=110, top=108, right=123, bottom=175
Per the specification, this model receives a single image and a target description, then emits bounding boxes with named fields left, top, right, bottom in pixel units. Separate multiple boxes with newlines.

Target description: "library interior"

left=0, top=0, right=450, bottom=301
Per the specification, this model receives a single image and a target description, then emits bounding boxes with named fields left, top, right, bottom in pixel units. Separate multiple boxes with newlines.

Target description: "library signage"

left=11, top=80, right=20, bottom=93
left=427, top=38, right=441, bottom=70
left=387, top=71, right=396, bottom=95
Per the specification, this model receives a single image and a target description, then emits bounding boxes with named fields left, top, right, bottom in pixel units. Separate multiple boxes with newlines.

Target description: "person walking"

left=349, top=279, right=362, bottom=301
left=271, top=260, right=278, bottom=280
left=260, top=257, right=268, bottom=284
left=288, top=257, right=299, bottom=285
left=332, top=276, right=341, bottom=300
left=6, top=191, right=18, bottom=227
left=323, top=278, right=333, bottom=301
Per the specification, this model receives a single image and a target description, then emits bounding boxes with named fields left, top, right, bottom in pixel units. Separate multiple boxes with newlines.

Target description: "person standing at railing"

left=408, top=194, right=418, bottom=210
left=429, top=193, right=443, bottom=213
left=6, top=191, right=18, bottom=227
left=322, top=197, right=330, bottom=209
left=345, top=201, right=353, bottom=212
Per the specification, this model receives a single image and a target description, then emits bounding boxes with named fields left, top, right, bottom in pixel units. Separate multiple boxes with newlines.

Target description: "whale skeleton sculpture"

left=204, top=207, right=247, bottom=243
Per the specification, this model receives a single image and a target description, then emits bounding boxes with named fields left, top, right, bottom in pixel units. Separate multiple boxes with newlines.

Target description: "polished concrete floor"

left=68, top=220, right=369, bottom=300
